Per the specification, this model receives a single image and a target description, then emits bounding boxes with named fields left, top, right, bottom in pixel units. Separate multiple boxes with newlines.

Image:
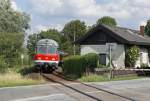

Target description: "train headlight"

left=52, top=58, right=55, bottom=61
left=38, top=57, right=41, bottom=60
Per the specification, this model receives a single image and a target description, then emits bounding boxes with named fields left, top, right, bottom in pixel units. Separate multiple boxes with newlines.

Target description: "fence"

left=95, top=68, right=150, bottom=77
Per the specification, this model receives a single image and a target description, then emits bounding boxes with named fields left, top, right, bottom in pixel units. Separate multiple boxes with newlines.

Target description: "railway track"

left=41, top=72, right=136, bottom=101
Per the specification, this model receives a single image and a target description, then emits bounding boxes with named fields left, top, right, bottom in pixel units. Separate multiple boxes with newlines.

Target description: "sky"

left=12, top=0, right=150, bottom=33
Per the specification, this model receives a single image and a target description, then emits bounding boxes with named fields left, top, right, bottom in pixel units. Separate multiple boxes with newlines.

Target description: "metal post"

left=109, top=45, right=112, bottom=80
left=73, top=32, right=76, bottom=55
left=109, top=45, right=112, bottom=68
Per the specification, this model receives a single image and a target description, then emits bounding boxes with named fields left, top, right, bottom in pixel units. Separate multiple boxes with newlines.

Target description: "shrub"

left=0, top=56, right=8, bottom=73
left=62, top=55, right=86, bottom=77
left=125, top=46, right=140, bottom=67
left=83, top=53, right=99, bottom=71
left=62, top=53, right=99, bottom=77
left=140, top=63, right=149, bottom=69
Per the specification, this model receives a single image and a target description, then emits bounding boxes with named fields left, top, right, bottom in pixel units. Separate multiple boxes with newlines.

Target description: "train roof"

left=37, top=39, right=59, bottom=47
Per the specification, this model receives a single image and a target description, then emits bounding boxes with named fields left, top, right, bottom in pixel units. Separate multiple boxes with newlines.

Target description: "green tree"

left=62, top=20, right=87, bottom=42
left=62, top=20, right=87, bottom=55
left=27, top=34, right=38, bottom=58
left=39, top=29, right=61, bottom=43
left=145, top=20, right=150, bottom=36
left=97, top=16, right=117, bottom=26
left=0, top=33, right=24, bottom=67
left=125, top=46, right=140, bottom=68
left=0, top=0, right=30, bottom=33
left=0, top=0, right=30, bottom=70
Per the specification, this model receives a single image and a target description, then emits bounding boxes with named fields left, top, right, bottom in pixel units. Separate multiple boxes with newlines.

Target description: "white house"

left=76, top=24, right=150, bottom=68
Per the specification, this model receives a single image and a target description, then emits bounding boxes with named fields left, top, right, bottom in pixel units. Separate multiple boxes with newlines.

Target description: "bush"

left=62, top=55, right=86, bottom=77
left=62, top=53, right=99, bottom=77
left=140, top=63, right=149, bottom=69
left=84, top=53, right=99, bottom=68
left=125, top=46, right=140, bottom=67
left=0, top=56, right=8, bottom=73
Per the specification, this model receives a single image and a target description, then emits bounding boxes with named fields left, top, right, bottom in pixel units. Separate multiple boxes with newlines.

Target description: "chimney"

left=140, top=26, right=145, bottom=36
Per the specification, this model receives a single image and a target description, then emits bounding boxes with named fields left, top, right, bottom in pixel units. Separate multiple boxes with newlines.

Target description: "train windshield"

left=37, top=46, right=47, bottom=54
left=37, top=45, right=56, bottom=54
left=47, top=46, right=56, bottom=54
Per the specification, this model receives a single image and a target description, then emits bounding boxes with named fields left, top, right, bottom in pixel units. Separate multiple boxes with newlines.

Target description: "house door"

left=99, top=54, right=106, bottom=65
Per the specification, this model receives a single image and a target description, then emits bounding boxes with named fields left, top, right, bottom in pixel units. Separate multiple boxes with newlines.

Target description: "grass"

left=0, top=71, right=45, bottom=88
left=78, top=74, right=142, bottom=82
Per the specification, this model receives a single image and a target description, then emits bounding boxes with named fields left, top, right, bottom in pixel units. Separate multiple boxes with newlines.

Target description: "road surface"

left=0, top=78, right=150, bottom=101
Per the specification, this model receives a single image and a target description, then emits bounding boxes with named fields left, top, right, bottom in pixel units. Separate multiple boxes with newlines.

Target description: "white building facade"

left=76, top=24, right=150, bottom=68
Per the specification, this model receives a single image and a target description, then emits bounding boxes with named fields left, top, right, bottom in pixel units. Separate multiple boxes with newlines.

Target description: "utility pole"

left=109, top=44, right=112, bottom=68
left=73, top=31, right=76, bottom=55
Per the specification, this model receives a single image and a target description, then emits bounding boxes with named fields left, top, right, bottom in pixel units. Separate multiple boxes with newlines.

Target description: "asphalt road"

left=1, top=78, right=150, bottom=101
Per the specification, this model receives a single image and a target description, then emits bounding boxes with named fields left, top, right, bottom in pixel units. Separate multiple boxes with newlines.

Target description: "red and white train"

left=34, top=39, right=60, bottom=72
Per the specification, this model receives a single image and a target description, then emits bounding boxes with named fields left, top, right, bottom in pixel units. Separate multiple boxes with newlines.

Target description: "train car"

left=34, top=39, right=60, bottom=72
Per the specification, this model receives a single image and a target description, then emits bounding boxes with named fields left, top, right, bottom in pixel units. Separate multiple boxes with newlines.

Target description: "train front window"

left=48, top=46, right=56, bottom=54
left=37, top=46, right=47, bottom=54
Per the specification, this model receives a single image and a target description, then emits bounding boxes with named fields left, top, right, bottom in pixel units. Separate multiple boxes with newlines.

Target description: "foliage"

left=79, top=74, right=141, bottom=82
left=0, top=0, right=30, bottom=72
left=0, top=33, right=24, bottom=67
left=140, top=63, right=149, bottom=69
left=27, top=34, right=39, bottom=58
left=145, top=19, right=150, bottom=36
left=39, top=29, right=61, bottom=43
left=0, top=56, right=8, bottom=73
left=0, top=71, right=45, bottom=87
left=79, top=74, right=107, bottom=82
left=125, top=46, right=140, bottom=67
left=62, top=55, right=86, bottom=76
left=84, top=53, right=99, bottom=71
left=0, top=0, right=30, bottom=33
left=62, top=53, right=99, bottom=76
left=97, top=16, right=117, bottom=26
left=62, top=20, right=87, bottom=42
left=62, top=20, right=87, bottom=54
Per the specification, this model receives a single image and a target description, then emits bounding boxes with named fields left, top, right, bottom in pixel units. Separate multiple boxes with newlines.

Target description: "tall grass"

left=0, top=71, right=45, bottom=87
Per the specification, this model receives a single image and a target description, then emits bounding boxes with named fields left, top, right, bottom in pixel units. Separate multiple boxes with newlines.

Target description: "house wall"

left=81, top=44, right=125, bottom=68
left=135, top=48, right=150, bottom=67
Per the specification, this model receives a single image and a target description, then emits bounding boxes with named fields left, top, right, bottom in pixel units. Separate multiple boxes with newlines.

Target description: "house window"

left=99, top=54, right=107, bottom=65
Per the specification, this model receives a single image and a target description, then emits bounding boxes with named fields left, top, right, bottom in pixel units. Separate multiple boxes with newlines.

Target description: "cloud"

left=15, top=0, right=150, bottom=32
left=11, top=1, right=20, bottom=11
left=29, top=0, right=63, bottom=15
left=140, top=20, right=147, bottom=26
left=34, top=25, right=49, bottom=32
left=33, top=24, right=63, bottom=33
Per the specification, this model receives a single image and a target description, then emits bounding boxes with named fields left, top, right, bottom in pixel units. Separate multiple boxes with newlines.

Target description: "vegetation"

left=125, top=46, right=140, bottom=67
left=62, top=20, right=87, bottom=42
left=0, top=33, right=24, bottom=68
left=0, top=0, right=30, bottom=72
left=140, top=63, right=149, bottom=69
left=79, top=74, right=108, bottom=82
left=63, top=55, right=86, bottom=76
left=0, top=71, right=45, bottom=87
left=62, top=53, right=99, bottom=77
left=0, top=0, right=30, bottom=33
left=145, top=19, right=150, bottom=36
left=97, top=16, right=117, bottom=26
left=79, top=74, right=141, bottom=82
left=84, top=53, right=99, bottom=71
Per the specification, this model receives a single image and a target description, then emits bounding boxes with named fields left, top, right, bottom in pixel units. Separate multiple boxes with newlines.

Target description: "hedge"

left=62, top=53, right=99, bottom=76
